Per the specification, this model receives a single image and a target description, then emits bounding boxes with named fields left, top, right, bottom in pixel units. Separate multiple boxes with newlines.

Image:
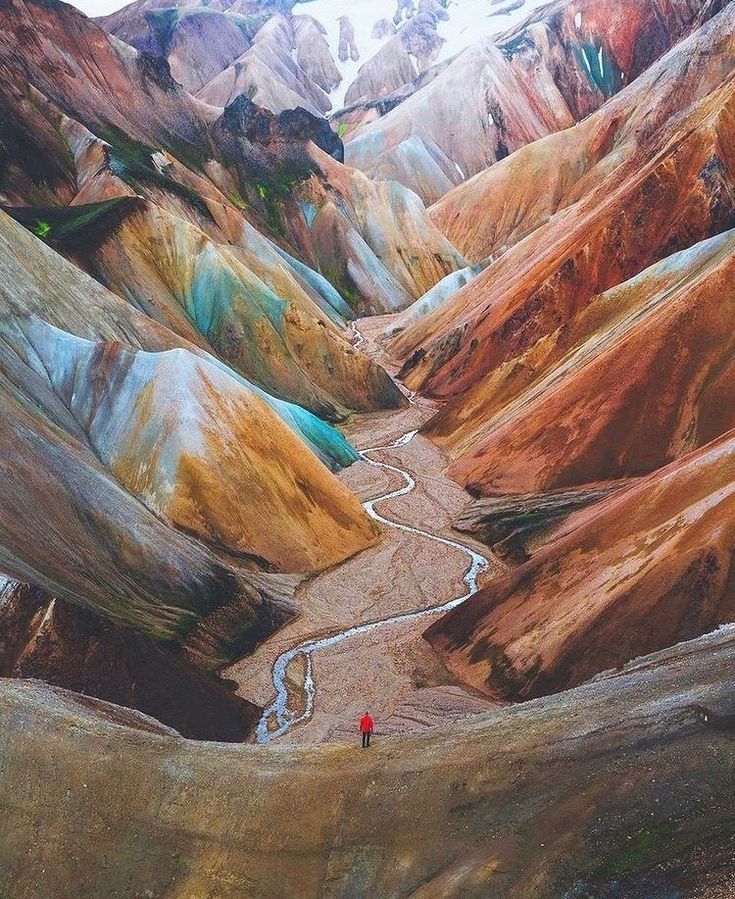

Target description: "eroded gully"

left=255, top=325, right=490, bottom=745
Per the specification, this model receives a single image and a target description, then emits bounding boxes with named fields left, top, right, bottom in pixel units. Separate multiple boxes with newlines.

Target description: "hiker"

left=360, top=712, right=374, bottom=748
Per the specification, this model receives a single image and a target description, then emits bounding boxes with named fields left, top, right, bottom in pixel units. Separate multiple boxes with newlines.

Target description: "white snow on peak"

left=575, top=11, right=582, bottom=28
left=293, top=0, right=558, bottom=110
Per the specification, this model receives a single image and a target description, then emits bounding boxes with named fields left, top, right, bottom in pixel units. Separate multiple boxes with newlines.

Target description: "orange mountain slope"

left=425, top=427, right=735, bottom=701
left=430, top=228, right=735, bottom=494
left=392, top=7, right=735, bottom=392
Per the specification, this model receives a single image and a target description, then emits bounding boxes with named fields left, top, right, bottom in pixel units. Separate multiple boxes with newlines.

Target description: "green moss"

left=98, top=125, right=212, bottom=220
left=7, top=198, right=135, bottom=250
left=601, top=821, right=677, bottom=879
left=228, top=189, right=248, bottom=210
left=32, top=219, right=52, bottom=240
left=230, top=12, right=270, bottom=40
left=336, top=123, right=348, bottom=139
left=248, top=156, right=314, bottom=238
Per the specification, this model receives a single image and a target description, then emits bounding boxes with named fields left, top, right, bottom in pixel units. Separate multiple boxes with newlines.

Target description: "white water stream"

left=256, top=327, right=490, bottom=744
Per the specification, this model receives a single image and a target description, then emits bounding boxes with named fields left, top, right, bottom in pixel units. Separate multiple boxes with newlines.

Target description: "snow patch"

left=294, top=0, right=558, bottom=110
left=575, top=11, right=582, bottom=29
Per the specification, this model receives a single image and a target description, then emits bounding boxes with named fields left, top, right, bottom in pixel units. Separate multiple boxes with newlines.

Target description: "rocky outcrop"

left=454, top=483, right=624, bottom=563
left=337, top=15, right=359, bottom=63
left=1, top=627, right=734, bottom=895
left=0, top=582, right=259, bottom=741
left=293, top=15, right=341, bottom=94
left=426, top=428, right=735, bottom=702
left=102, top=5, right=260, bottom=94
left=346, top=0, right=716, bottom=203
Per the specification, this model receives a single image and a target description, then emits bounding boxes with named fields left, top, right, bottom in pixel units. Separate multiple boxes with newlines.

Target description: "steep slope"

left=0, top=210, right=380, bottom=665
left=1, top=626, right=734, bottom=896
left=291, top=0, right=555, bottom=109
left=295, top=145, right=465, bottom=313
left=1, top=0, right=461, bottom=319
left=426, top=429, right=735, bottom=702
left=196, top=15, right=332, bottom=114
left=391, top=6, right=735, bottom=429
left=0, top=0, right=214, bottom=165
left=0, top=3, right=415, bottom=412
left=430, top=0, right=735, bottom=260
left=7, top=199, right=404, bottom=420
left=8, top=317, right=378, bottom=573
left=99, top=4, right=264, bottom=94
left=0, top=581, right=259, bottom=741
left=345, top=0, right=714, bottom=204
left=430, top=230, right=735, bottom=494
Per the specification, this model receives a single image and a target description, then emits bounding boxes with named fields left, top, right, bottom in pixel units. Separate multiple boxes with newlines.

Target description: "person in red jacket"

left=360, top=712, right=374, bottom=748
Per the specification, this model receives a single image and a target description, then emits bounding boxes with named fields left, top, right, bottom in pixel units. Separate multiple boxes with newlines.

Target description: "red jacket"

left=360, top=714, right=374, bottom=734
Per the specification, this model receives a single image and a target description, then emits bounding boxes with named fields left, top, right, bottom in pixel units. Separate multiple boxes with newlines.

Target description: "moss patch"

left=4, top=197, right=139, bottom=251
left=600, top=821, right=678, bottom=879
left=99, top=125, right=212, bottom=220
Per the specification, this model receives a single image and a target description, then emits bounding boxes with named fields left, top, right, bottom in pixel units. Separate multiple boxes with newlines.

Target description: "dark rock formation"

left=0, top=582, right=259, bottom=742
left=338, top=15, right=359, bottom=63
left=455, top=483, right=625, bottom=563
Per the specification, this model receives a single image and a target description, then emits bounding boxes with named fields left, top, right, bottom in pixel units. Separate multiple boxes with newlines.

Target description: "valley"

left=230, top=318, right=498, bottom=745
left=0, top=0, right=734, bottom=895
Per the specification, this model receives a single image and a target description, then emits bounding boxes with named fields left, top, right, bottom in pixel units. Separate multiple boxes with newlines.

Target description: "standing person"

left=360, top=712, right=374, bottom=748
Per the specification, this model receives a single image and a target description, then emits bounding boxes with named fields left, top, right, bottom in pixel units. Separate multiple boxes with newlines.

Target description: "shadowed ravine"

left=256, top=331, right=490, bottom=744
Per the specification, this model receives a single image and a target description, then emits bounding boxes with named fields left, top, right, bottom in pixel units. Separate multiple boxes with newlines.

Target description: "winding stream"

left=255, top=325, right=490, bottom=745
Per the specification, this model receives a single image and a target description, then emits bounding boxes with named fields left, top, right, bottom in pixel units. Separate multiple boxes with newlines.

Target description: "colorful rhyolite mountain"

left=410, top=2, right=735, bottom=712
left=343, top=0, right=717, bottom=202
left=0, top=210, right=378, bottom=666
left=392, top=4, right=735, bottom=494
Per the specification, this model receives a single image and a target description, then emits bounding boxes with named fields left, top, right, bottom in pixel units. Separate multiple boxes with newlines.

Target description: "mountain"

left=389, top=4, right=735, bottom=495
left=425, top=427, right=735, bottom=701
left=0, top=209, right=379, bottom=667
left=196, top=14, right=333, bottom=114
left=344, top=0, right=714, bottom=203
left=2, top=0, right=735, bottom=890
left=430, top=229, right=735, bottom=494
left=1, top=0, right=462, bottom=322
left=6, top=197, right=403, bottom=420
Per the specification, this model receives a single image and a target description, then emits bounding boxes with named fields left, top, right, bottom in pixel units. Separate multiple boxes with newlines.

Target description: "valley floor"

left=227, top=315, right=505, bottom=744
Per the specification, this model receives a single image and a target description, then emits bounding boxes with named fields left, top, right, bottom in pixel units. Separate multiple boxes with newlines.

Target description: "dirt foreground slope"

left=1, top=626, right=734, bottom=898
